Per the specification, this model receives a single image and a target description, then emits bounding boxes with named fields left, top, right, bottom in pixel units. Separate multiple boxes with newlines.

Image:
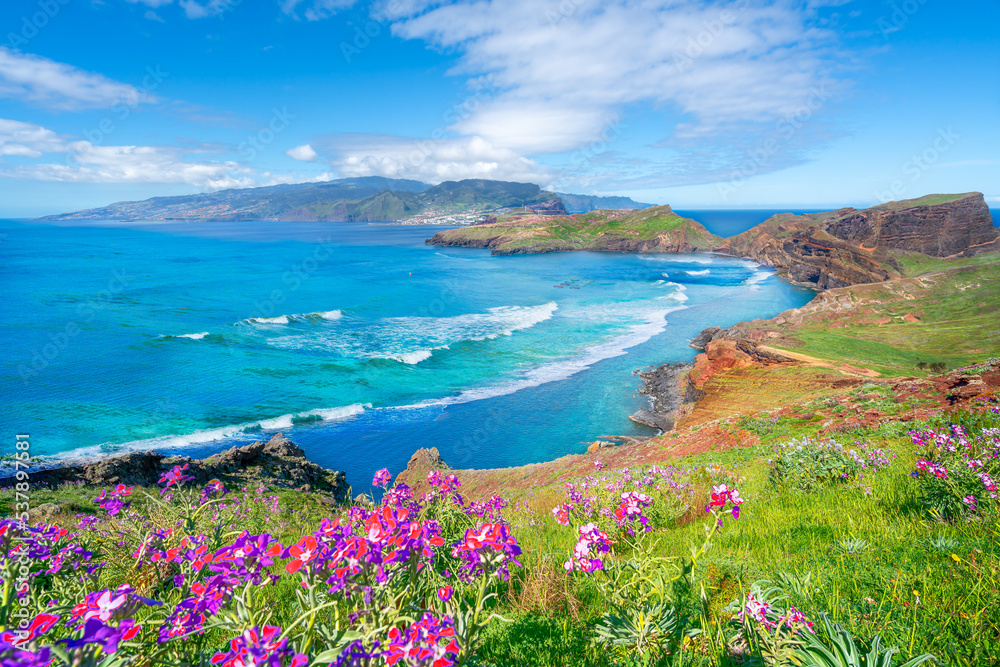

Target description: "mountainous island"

left=35, top=177, right=654, bottom=224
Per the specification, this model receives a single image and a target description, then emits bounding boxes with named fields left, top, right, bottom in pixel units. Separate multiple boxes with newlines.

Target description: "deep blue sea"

left=0, top=211, right=845, bottom=491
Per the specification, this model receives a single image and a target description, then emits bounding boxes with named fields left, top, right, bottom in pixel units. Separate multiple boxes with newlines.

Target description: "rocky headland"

left=427, top=192, right=999, bottom=290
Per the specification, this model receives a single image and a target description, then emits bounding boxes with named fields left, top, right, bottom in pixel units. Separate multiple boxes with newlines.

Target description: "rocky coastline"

left=1, top=433, right=351, bottom=504
left=628, top=363, right=703, bottom=432
left=427, top=192, right=999, bottom=290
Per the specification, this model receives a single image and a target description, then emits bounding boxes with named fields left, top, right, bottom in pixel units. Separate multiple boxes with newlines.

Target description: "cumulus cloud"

left=0, top=118, right=252, bottom=189
left=286, top=144, right=318, bottom=161
left=0, top=119, right=66, bottom=157
left=377, top=0, right=843, bottom=155
left=0, top=48, right=148, bottom=111
left=325, top=133, right=551, bottom=185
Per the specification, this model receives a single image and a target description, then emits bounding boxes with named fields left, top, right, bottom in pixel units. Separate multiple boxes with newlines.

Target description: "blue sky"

left=0, top=0, right=996, bottom=216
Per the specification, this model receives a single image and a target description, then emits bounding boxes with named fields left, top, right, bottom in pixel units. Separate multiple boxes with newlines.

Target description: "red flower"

left=285, top=535, right=319, bottom=574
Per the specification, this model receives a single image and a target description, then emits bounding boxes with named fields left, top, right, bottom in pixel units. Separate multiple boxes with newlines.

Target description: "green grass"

left=7, top=409, right=1000, bottom=666
left=881, top=193, right=969, bottom=210
left=893, top=250, right=1000, bottom=278
left=766, top=257, right=1000, bottom=376
left=464, top=411, right=1000, bottom=666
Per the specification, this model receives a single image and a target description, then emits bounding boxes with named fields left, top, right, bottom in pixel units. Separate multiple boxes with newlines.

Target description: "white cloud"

left=280, top=0, right=357, bottom=20
left=0, top=48, right=147, bottom=111
left=0, top=119, right=66, bottom=157
left=379, top=0, right=843, bottom=155
left=0, top=118, right=252, bottom=189
left=125, top=0, right=242, bottom=19
left=326, top=133, right=551, bottom=185
left=286, top=144, right=318, bottom=161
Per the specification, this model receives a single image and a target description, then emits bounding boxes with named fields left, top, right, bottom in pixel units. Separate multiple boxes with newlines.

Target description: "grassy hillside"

left=429, top=205, right=723, bottom=254
left=728, top=253, right=1000, bottom=377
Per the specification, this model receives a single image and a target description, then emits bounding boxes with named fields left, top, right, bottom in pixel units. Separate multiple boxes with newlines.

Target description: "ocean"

left=0, top=212, right=822, bottom=490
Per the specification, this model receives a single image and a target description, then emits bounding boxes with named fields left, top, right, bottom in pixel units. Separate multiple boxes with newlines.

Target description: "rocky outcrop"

left=689, top=337, right=797, bottom=386
left=526, top=199, right=569, bottom=215
left=4, top=434, right=350, bottom=502
left=629, top=363, right=705, bottom=432
left=720, top=222, right=899, bottom=289
left=823, top=193, right=998, bottom=257
left=718, top=193, right=997, bottom=289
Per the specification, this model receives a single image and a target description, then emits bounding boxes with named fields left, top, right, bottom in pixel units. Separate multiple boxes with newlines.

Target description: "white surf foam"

left=245, top=315, right=290, bottom=325
left=46, top=403, right=369, bottom=464
left=160, top=332, right=210, bottom=340
left=240, top=310, right=343, bottom=325
left=267, top=302, right=559, bottom=361
left=685, top=269, right=710, bottom=276
left=393, top=304, right=688, bottom=410
left=661, top=282, right=689, bottom=302
left=384, top=349, right=434, bottom=365
left=743, top=269, right=773, bottom=288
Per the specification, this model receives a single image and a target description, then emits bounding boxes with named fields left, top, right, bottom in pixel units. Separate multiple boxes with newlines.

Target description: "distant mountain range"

left=35, top=177, right=654, bottom=223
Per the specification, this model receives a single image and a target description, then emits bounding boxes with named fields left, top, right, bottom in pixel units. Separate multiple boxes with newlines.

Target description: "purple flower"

left=159, top=463, right=195, bottom=493
left=372, top=468, right=392, bottom=488
left=60, top=618, right=141, bottom=654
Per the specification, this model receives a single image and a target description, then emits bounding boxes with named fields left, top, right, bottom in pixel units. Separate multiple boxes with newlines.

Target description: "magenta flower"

left=159, top=463, right=195, bottom=492
left=384, top=613, right=460, bottom=667
left=373, top=468, right=392, bottom=488
left=211, top=625, right=307, bottom=667
left=1, top=613, right=59, bottom=647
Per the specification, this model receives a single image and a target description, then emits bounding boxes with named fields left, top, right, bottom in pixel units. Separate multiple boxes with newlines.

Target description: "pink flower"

left=372, top=468, right=392, bottom=488
left=551, top=503, right=573, bottom=526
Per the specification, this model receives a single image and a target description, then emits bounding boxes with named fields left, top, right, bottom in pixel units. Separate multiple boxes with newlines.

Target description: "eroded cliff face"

left=720, top=222, right=900, bottom=289
left=428, top=193, right=997, bottom=289
left=719, top=193, right=997, bottom=288
left=823, top=193, right=998, bottom=257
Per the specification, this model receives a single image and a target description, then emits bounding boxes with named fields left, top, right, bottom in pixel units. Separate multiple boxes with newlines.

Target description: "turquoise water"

left=1, top=218, right=813, bottom=489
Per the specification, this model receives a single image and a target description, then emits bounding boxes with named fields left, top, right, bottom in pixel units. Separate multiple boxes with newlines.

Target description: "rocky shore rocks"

left=629, top=362, right=705, bottom=433
left=3, top=433, right=350, bottom=503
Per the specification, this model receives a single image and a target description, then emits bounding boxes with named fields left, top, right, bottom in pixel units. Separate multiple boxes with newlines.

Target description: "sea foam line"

left=43, top=403, right=369, bottom=465
left=392, top=304, right=688, bottom=411
left=241, top=310, right=342, bottom=325
left=160, top=332, right=210, bottom=340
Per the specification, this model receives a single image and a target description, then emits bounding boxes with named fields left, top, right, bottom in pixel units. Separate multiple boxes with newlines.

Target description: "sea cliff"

left=428, top=192, right=999, bottom=289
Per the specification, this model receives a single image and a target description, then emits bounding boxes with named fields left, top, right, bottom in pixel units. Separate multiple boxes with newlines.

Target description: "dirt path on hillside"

left=757, top=345, right=881, bottom=378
